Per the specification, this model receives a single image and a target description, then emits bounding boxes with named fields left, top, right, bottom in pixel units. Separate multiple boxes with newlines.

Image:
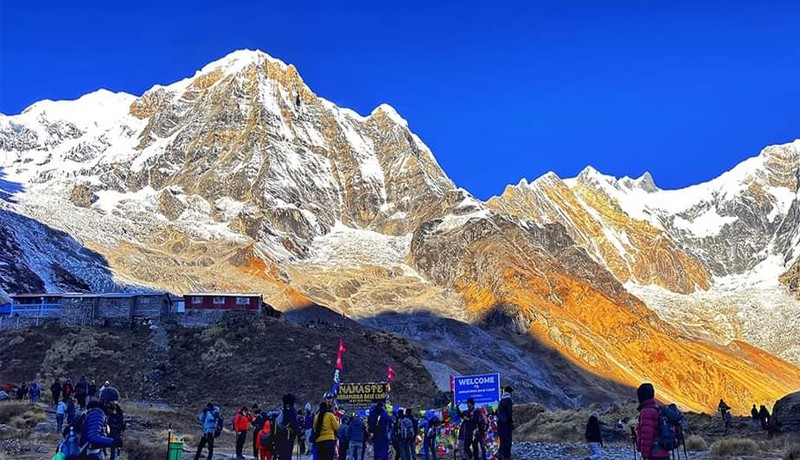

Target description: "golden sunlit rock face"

left=487, top=174, right=712, bottom=294
left=408, top=214, right=800, bottom=414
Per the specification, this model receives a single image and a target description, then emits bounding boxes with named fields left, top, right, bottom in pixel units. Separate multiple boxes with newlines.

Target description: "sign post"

left=452, top=373, right=501, bottom=410
left=336, top=382, right=390, bottom=412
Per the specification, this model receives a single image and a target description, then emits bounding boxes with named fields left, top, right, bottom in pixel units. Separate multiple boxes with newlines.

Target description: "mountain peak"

left=199, top=49, right=288, bottom=76
left=635, top=171, right=658, bottom=192
left=370, top=103, right=408, bottom=128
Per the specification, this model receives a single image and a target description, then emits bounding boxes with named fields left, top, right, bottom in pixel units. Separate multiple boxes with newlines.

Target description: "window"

left=236, top=297, right=250, bottom=306
left=192, top=297, right=202, bottom=305
left=213, top=297, right=225, bottom=305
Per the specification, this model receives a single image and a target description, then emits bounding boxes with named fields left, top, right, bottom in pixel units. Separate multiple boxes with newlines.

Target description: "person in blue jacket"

left=195, top=402, right=220, bottom=460
left=79, top=386, right=122, bottom=458
left=369, top=401, right=391, bottom=460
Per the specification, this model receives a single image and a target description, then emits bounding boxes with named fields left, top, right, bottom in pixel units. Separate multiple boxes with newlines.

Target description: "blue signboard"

left=453, top=373, right=500, bottom=409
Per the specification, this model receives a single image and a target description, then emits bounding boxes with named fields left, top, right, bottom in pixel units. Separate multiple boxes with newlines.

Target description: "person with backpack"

left=457, top=398, right=481, bottom=460
left=475, top=408, right=489, bottom=460
left=636, top=383, right=670, bottom=460
left=63, top=379, right=74, bottom=401
left=29, top=380, right=41, bottom=403
left=349, top=413, right=367, bottom=460
left=276, top=394, right=301, bottom=460
left=718, top=399, right=730, bottom=426
left=107, top=399, right=125, bottom=460
left=51, top=378, right=62, bottom=406
left=405, top=408, right=418, bottom=460
left=233, top=406, right=255, bottom=459
left=256, top=413, right=275, bottom=460
left=88, top=380, right=98, bottom=403
left=585, top=411, right=603, bottom=460
left=65, top=397, right=77, bottom=426
left=759, top=405, right=771, bottom=430
left=75, top=376, right=89, bottom=410
left=338, top=415, right=351, bottom=460
left=423, top=418, right=438, bottom=460
left=56, top=399, right=67, bottom=432
left=369, top=401, right=391, bottom=460
left=195, top=402, right=221, bottom=460
left=252, top=405, right=268, bottom=459
left=312, top=401, right=340, bottom=460
left=305, top=405, right=316, bottom=454
left=77, top=386, right=124, bottom=459
left=496, top=386, right=513, bottom=460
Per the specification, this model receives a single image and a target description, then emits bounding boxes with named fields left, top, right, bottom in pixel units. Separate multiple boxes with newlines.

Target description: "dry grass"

left=0, top=401, right=29, bottom=423
left=710, top=438, right=758, bottom=458
left=784, top=444, right=800, bottom=460
left=125, top=437, right=172, bottom=460
left=685, top=434, right=708, bottom=451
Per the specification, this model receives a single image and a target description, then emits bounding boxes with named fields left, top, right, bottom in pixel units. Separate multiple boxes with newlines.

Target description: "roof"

left=10, top=292, right=167, bottom=299
left=184, top=292, right=263, bottom=297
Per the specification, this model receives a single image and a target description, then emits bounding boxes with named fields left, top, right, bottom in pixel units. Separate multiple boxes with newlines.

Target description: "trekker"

left=275, top=394, right=301, bottom=460
left=636, top=383, right=670, bottom=460
left=78, top=386, right=124, bottom=458
left=88, top=380, right=97, bottom=403
left=399, top=411, right=416, bottom=460
left=62, top=379, right=74, bottom=401
left=29, top=380, right=41, bottom=403
left=457, top=398, right=481, bottom=460
left=718, top=399, right=730, bottom=425
left=305, top=405, right=315, bottom=455
left=107, top=397, right=126, bottom=460
left=312, top=401, right=340, bottom=460
left=252, top=405, right=268, bottom=459
left=759, top=405, right=771, bottom=430
left=65, top=397, right=77, bottom=426
left=497, top=386, right=514, bottom=460
left=234, top=406, right=255, bottom=458
left=195, top=402, right=220, bottom=460
left=50, top=378, right=62, bottom=406
left=338, top=415, right=351, bottom=460
left=751, top=404, right=760, bottom=430
left=474, top=408, right=488, bottom=460
left=423, top=418, right=438, bottom=460
left=75, top=376, right=89, bottom=410
left=55, top=399, right=66, bottom=432
left=297, top=409, right=307, bottom=455
left=256, top=413, right=274, bottom=460
left=348, top=413, right=366, bottom=460
left=585, top=411, right=603, bottom=460
left=369, top=401, right=391, bottom=460
left=405, top=408, right=418, bottom=460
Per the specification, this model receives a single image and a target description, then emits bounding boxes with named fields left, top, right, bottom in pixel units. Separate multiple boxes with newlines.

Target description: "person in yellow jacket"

left=311, top=402, right=340, bottom=460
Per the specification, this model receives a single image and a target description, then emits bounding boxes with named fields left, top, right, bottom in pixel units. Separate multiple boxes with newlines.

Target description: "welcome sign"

left=453, top=373, right=501, bottom=409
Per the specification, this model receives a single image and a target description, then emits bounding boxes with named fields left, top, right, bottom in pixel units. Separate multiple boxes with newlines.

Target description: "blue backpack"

left=656, top=404, right=687, bottom=451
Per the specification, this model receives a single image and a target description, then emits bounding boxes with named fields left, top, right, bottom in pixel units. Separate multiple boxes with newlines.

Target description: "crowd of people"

left=194, top=387, right=516, bottom=460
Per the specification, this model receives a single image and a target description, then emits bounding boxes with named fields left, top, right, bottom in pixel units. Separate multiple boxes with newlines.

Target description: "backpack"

left=368, top=411, right=383, bottom=435
left=656, top=404, right=688, bottom=451
left=214, top=412, right=224, bottom=438
left=274, top=410, right=291, bottom=440
left=401, top=418, right=415, bottom=441
left=477, top=412, right=489, bottom=433
left=260, top=427, right=275, bottom=451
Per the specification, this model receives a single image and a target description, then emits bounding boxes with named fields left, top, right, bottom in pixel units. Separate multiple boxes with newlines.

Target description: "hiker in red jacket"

left=636, top=383, right=670, bottom=460
left=234, top=406, right=255, bottom=458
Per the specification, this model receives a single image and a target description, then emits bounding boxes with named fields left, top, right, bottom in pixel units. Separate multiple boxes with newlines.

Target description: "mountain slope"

left=488, top=141, right=800, bottom=365
left=1, top=49, right=799, bottom=413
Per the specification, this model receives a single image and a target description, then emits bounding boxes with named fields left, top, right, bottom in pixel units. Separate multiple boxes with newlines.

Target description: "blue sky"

left=2, top=1, right=799, bottom=199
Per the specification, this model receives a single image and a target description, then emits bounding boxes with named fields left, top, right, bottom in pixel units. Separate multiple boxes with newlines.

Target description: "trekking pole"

left=630, top=426, right=638, bottom=460
left=167, top=423, right=172, bottom=460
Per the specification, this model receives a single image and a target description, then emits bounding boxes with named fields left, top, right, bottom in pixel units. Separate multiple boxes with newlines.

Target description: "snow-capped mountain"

left=488, top=140, right=800, bottom=364
left=2, top=49, right=799, bottom=413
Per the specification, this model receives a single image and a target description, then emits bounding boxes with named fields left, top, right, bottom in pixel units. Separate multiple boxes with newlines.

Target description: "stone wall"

left=60, top=297, right=96, bottom=326
left=173, top=310, right=227, bottom=328
left=132, top=295, right=169, bottom=319
left=94, top=297, right=134, bottom=326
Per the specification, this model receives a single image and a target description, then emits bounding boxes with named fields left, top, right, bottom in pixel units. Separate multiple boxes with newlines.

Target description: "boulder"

left=769, top=391, right=800, bottom=435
